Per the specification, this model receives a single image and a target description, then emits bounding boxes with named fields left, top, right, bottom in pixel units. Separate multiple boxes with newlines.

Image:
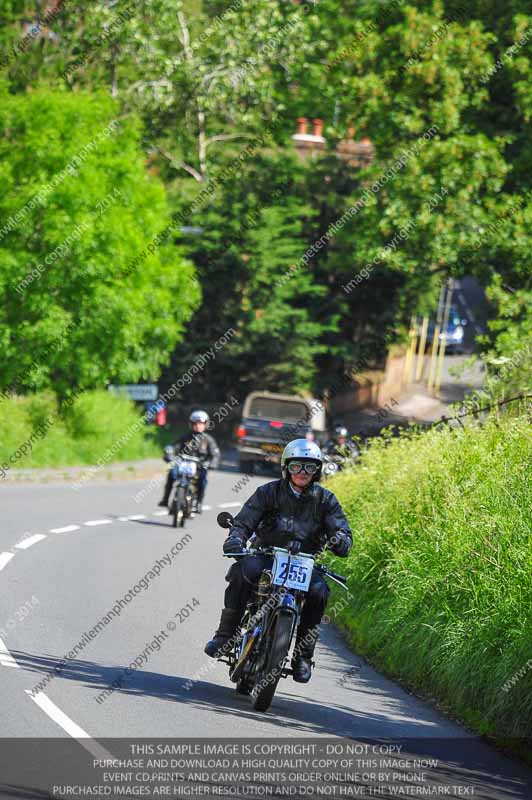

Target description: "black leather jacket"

left=230, top=478, right=352, bottom=554
left=174, top=432, right=220, bottom=468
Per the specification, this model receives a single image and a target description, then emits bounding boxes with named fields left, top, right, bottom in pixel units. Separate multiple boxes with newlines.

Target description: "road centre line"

left=0, top=635, right=19, bottom=668
left=50, top=524, right=80, bottom=533
left=84, top=519, right=112, bottom=527
left=218, top=502, right=242, bottom=508
left=0, top=552, right=15, bottom=571
left=26, top=691, right=114, bottom=760
left=15, top=534, right=47, bottom=549
left=152, top=510, right=169, bottom=516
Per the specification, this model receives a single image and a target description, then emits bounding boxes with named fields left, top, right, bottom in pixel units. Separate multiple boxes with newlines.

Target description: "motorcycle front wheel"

left=173, top=486, right=186, bottom=528
left=251, top=611, right=294, bottom=712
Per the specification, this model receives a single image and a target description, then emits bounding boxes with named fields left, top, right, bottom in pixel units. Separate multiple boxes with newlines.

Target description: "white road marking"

left=152, top=510, right=169, bottom=517
left=202, top=505, right=212, bottom=511
left=123, top=514, right=146, bottom=521
left=26, top=691, right=114, bottom=760
left=0, top=552, right=14, bottom=571
left=218, top=502, right=242, bottom=509
left=15, top=534, right=47, bottom=550
left=0, top=636, right=19, bottom=668
left=50, top=525, right=80, bottom=534
left=84, top=519, right=112, bottom=527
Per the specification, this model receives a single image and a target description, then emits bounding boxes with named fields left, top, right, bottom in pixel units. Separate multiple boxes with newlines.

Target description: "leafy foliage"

left=0, top=0, right=530, bottom=400
left=0, top=87, right=199, bottom=399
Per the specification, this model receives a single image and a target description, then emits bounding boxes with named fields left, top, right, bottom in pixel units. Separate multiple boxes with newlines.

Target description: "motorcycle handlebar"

left=222, top=548, right=348, bottom=586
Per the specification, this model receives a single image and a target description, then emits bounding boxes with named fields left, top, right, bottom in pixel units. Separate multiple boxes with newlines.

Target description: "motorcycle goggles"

left=287, top=460, right=320, bottom=475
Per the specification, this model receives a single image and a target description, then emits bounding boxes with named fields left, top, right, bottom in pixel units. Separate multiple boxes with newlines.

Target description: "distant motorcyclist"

left=204, top=439, right=352, bottom=683
left=323, top=425, right=360, bottom=465
left=159, top=410, right=220, bottom=513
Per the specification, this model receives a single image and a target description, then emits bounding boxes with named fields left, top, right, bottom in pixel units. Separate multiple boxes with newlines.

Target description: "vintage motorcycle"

left=215, top=512, right=349, bottom=712
left=164, top=447, right=201, bottom=528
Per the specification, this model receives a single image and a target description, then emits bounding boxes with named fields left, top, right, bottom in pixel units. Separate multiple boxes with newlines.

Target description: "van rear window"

left=248, top=398, right=308, bottom=422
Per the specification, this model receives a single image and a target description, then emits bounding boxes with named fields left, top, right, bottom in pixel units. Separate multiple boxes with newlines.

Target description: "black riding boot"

left=292, top=625, right=319, bottom=683
left=204, top=608, right=242, bottom=658
left=158, top=473, right=173, bottom=507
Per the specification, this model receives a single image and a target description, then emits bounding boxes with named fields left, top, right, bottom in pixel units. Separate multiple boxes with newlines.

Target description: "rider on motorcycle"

left=159, top=410, right=220, bottom=514
left=204, top=439, right=352, bottom=683
left=323, top=425, right=360, bottom=464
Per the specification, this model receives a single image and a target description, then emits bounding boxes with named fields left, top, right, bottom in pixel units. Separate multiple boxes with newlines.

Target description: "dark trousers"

left=224, top=554, right=330, bottom=631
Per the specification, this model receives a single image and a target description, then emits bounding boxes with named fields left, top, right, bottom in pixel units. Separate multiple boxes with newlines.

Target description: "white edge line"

left=84, top=519, right=113, bottom=527
left=50, top=525, right=80, bottom=534
left=26, top=691, right=114, bottom=760
left=0, top=552, right=15, bottom=571
left=15, top=534, right=47, bottom=550
left=0, top=635, right=19, bottom=668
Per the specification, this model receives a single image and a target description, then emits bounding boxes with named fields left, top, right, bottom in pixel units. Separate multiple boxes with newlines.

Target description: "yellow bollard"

left=415, top=316, right=429, bottom=382
left=434, top=280, right=453, bottom=395
left=403, top=316, right=418, bottom=386
left=434, top=330, right=447, bottom=394
left=427, top=323, right=441, bottom=391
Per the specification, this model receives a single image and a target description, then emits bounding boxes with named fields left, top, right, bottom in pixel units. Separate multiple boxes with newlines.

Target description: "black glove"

left=329, top=532, right=351, bottom=557
left=223, top=532, right=246, bottom=555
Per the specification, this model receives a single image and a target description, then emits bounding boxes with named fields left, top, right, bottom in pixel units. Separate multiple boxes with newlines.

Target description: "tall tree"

left=0, top=86, right=199, bottom=399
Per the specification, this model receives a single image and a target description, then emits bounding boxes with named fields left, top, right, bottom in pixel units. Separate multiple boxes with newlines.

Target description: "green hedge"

left=0, top=390, right=160, bottom=470
left=328, top=411, right=532, bottom=752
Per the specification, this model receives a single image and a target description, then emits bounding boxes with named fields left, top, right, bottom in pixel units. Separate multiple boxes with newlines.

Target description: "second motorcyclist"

left=204, top=439, right=352, bottom=683
left=159, top=410, right=220, bottom=513
left=323, top=425, right=360, bottom=466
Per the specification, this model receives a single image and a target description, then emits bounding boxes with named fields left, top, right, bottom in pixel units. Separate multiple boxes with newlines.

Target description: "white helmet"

left=281, top=439, right=323, bottom=482
left=190, top=409, right=209, bottom=425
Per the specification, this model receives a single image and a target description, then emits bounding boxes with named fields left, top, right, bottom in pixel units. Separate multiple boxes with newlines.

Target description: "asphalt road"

left=1, top=464, right=531, bottom=798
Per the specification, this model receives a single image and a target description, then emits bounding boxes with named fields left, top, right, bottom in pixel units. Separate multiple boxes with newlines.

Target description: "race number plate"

left=178, top=460, right=197, bottom=477
left=271, top=551, right=313, bottom=592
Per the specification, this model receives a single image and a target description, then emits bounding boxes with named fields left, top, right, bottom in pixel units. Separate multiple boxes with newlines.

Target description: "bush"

left=0, top=390, right=159, bottom=469
left=328, top=409, right=532, bottom=750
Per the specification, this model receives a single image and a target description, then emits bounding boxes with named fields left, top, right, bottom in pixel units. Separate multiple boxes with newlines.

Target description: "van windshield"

left=248, top=397, right=308, bottom=423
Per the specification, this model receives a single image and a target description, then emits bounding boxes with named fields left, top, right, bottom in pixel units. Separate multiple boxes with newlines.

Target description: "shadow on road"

left=13, top=647, right=439, bottom=739
left=11, top=648, right=532, bottom=796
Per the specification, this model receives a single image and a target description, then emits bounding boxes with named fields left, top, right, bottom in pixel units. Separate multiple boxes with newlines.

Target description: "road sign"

left=178, top=226, right=204, bottom=234
left=108, top=384, right=158, bottom=401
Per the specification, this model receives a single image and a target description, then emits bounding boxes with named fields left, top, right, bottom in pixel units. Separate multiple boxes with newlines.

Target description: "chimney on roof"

left=336, top=127, right=375, bottom=167
left=312, top=118, right=324, bottom=137
left=292, top=116, right=326, bottom=160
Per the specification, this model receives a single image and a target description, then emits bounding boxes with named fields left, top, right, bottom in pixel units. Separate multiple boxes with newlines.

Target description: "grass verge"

left=327, top=410, right=531, bottom=760
left=0, top=390, right=171, bottom=470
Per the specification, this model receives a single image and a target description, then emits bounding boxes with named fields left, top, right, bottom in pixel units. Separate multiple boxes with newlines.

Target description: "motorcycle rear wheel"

left=251, top=611, right=294, bottom=712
